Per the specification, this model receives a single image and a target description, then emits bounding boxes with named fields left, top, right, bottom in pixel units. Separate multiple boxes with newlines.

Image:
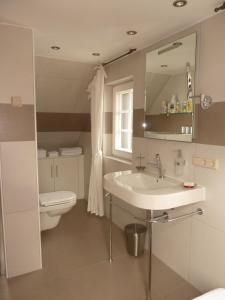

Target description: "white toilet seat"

left=40, top=191, right=76, bottom=207
left=39, top=191, right=77, bottom=231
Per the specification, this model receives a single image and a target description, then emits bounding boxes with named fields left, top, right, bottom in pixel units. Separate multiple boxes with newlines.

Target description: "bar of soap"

left=183, top=182, right=195, bottom=188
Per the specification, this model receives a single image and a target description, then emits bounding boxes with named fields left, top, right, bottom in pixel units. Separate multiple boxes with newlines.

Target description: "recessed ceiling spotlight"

left=173, top=0, right=187, bottom=7
left=92, top=52, right=100, bottom=56
left=51, top=46, right=61, bottom=50
left=126, top=30, right=137, bottom=35
left=161, top=64, right=168, bottom=68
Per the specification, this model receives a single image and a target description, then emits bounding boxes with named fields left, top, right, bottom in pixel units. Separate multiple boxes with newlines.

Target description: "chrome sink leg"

left=109, top=193, right=113, bottom=263
left=146, top=210, right=153, bottom=300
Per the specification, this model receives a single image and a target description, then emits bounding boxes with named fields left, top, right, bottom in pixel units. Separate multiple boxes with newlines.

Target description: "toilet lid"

left=40, top=191, right=76, bottom=207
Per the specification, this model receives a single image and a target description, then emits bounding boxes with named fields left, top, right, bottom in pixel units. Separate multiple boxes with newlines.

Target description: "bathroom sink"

left=104, top=170, right=205, bottom=210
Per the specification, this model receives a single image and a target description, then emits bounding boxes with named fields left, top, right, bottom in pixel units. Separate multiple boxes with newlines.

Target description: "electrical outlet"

left=11, top=96, right=23, bottom=107
left=192, top=156, right=219, bottom=170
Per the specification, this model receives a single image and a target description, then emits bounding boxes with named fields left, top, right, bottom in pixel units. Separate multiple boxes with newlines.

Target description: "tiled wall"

left=104, top=12, right=225, bottom=292
left=0, top=23, right=42, bottom=277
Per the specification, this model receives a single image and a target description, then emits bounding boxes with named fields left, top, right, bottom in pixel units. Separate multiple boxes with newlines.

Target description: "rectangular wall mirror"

left=144, top=33, right=197, bottom=142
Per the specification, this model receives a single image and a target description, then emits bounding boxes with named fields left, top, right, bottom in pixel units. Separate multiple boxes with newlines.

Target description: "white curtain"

left=87, top=65, right=107, bottom=216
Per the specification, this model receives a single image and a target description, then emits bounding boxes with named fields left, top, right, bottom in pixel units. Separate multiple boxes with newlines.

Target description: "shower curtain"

left=87, top=65, right=107, bottom=216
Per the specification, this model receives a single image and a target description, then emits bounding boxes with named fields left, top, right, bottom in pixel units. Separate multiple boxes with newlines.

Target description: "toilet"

left=39, top=191, right=77, bottom=231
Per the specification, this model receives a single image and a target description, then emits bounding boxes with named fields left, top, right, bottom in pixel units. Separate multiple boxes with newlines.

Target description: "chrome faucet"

left=148, top=154, right=164, bottom=178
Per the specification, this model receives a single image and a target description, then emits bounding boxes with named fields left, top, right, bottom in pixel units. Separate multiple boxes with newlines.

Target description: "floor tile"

left=0, top=199, right=200, bottom=300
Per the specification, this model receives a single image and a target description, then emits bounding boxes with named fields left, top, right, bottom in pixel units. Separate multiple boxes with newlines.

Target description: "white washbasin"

left=104, top=170, right=205, bottom=210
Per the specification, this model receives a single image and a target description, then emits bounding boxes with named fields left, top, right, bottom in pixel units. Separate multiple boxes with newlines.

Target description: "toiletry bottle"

left=176, top=98, right=181, bottom=113
left=187, top=97, right=193, bottom=112
left=182, top=99, right=187, bottom=113
left=161, top=100, right=167, bottom=114
left=175, top=149, right=185, bottom=176
left=170, top=95, right=176, bottom=113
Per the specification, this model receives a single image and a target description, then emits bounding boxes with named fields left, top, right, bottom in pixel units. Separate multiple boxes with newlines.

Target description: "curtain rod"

left=102, top=48, right=137, bottom=66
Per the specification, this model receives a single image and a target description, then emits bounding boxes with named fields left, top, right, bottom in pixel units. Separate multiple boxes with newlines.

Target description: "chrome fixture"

left=173, top=0, right=187, bottom=8
left=191, top=94, right=213, bottom=110
left=148, top=154, right=164, bottom=178
left=158, top=42, right=182, bottom=55
left=215, top=1, right=225, bottom=13
left=51, top=46, right=60, bottom=50
left=136, top=153, right=146, bottom=171
left=105, top=192, right=204, bottom=300
left=92, top=52, right=100, bottom=56
left=186, top=62, right=193, bottom=99
left=102, top=48, right=137, bottom=66
left=126, top=30, right=137, bottom=35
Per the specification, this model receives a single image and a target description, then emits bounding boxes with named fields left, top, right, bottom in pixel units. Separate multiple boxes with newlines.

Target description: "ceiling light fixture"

left=173, top=0, right=187, bottom=7
left=92, top=52, right=100, bottom=56
left=158, top=41, right=182, bottom=55
left=126, top=30, right=137, bottom=35
left=51, top=46, right=60, bottom=50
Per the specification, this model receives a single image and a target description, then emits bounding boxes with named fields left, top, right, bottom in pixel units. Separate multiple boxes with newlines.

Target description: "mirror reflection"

left=144, top=33, right=196, bottom=142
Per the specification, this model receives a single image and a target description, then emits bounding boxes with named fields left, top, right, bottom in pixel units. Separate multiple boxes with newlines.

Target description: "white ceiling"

left=0, top=0, right=221, bottom=64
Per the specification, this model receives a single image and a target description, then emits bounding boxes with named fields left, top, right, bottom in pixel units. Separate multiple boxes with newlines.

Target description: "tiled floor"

left=0, top=200, right=200, bottom=300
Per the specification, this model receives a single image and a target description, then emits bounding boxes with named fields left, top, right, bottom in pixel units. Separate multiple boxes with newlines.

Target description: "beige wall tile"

left=104, top=112, right=112, bottom=134
left=198, top=12, right=225, bottom=102
left=193, top=143, right=225, bottom=233
left=0, top=104, right=35, bottom=142
left=153, top=219, right=192, bottom=281
left=4, top=210, right=42, bottom=278
left=36, top=112, right=91, bottom=132
left=0, top=141, right=39, bottom=213
left=0, top=24, right=34, bottom=105
left=189, top=219, right=225, bottom=292
left=104, top=85, right=113, bottom=112
left=103, top=133, right=112, bottom=156
left=78, top=132, right=92, bottom=199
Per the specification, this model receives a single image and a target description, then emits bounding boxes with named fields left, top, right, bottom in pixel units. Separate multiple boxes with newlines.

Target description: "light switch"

left=11, top=96, right=23, bottom=107
left=192, top=156, right=219, bottom=170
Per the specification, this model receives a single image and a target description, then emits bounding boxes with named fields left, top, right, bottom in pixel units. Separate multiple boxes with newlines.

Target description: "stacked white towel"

left=59, top=147, right=82, bottom=156
left=38, top=148, right=47, bottom=159
left=48, top=151, right=59, bottom=158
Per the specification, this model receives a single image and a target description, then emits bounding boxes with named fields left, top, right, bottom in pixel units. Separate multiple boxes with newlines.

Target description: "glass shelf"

left=160, top=112, right=193, bottom=115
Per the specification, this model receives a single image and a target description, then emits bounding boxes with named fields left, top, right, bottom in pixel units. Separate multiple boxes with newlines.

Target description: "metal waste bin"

left=124, top=223, right=147, bottom=257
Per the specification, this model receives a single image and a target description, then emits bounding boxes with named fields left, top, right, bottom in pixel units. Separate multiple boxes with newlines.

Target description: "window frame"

left=112, top=82, right=133, bottom=160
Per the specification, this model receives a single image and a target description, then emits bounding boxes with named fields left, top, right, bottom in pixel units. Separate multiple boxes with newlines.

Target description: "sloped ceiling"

left=35, top=56, right=94, bottom=113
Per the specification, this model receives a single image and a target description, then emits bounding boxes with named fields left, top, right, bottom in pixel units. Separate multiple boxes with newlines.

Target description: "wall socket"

left=192, top=156, right=219, bottom=170
left=11, top=96, right=23, bottom=107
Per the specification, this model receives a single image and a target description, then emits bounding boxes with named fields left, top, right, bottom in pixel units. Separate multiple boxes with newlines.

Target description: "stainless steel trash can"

left=124, top=223, right=147, bottom=257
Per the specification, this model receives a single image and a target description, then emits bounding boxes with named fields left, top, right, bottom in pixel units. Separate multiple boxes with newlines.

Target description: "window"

left=113, top=82, right=133, bottom=159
